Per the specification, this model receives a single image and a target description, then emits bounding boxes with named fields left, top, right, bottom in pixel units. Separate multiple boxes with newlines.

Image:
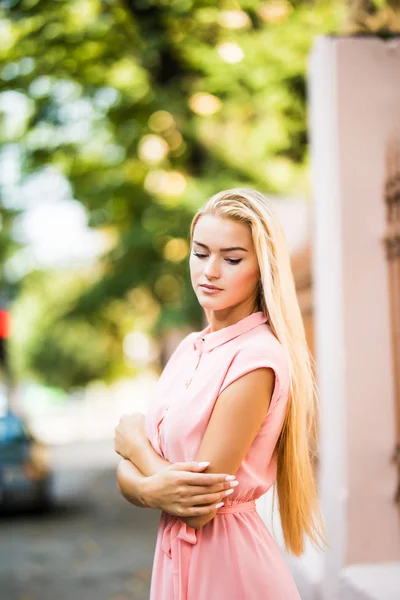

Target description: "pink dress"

left=145, top=311, right=301, bottom=600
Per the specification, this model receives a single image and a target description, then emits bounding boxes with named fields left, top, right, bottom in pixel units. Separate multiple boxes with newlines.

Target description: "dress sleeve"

left=218, top=342, right=290, bottom=413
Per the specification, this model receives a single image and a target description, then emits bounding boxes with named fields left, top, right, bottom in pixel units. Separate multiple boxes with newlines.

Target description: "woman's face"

left=189, top=214, right=260, bottom=312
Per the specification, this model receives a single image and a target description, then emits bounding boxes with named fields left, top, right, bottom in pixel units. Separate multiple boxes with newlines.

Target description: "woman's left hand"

left=114, top=413, right=146, bottom=461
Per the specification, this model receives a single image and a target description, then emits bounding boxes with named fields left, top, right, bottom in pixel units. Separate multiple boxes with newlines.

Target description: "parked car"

left=0, top=409, right=53, bottom=512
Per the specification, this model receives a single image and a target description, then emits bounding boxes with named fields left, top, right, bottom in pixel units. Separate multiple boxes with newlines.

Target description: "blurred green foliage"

left=0, top=0, right=350, bottom=389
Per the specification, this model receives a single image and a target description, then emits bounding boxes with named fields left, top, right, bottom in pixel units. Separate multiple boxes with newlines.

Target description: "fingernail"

left=225, top=475, right=236, bottom=481
left=198, top=462, right=210, bottom=467
left=215, top=502, right=224, bottom=509
left=230, top=481, right=239, bottom=488
left=225, top=489, right=234, bottom=496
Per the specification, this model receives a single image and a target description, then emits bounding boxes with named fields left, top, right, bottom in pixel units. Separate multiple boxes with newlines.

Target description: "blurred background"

left=0, top=1, right=400, bottom=599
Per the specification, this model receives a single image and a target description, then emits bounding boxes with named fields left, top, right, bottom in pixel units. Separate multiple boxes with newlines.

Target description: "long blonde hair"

left=190, top=188, right=327, bottom=556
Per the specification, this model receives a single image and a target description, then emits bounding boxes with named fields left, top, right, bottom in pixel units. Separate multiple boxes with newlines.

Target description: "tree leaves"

left=1, top=0, right=346, bottom=388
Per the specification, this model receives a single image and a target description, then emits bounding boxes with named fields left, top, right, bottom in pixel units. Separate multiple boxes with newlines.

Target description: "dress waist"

left=217, top=499, right=256, bottom=514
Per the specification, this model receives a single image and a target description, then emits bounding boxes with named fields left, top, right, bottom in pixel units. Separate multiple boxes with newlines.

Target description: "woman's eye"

left=193, top=252, right=241, bottom=265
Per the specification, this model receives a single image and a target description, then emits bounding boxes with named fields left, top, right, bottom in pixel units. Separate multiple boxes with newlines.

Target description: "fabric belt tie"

left=217, top=499, right=256, bottom=514
left=161, top=500, right=256, bottom=599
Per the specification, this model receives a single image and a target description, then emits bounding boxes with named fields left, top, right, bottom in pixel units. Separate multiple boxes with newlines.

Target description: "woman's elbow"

left=116, top=462, right=143, bottom=507
left=116, top=473, right=124, bottom=496
left=116, top=468, right=128, bottom=499
left=116, top=462, right=125, bottom=493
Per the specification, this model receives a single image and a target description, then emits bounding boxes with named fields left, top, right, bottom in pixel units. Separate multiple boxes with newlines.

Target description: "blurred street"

left=0, top=437, right=318, bottom=600
left=0, top=440, right=159, bottom=600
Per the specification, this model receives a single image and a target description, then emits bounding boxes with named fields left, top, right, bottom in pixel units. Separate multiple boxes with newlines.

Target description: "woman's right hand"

left=141, top=461, right=239, bottom=517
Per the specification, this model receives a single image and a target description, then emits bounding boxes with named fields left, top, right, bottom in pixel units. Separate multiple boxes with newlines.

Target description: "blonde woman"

left=115, top=188, right=327, bottom=599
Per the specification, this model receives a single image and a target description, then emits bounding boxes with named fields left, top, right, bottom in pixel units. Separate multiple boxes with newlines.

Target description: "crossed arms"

left=115, top=367, right=274, bottom=530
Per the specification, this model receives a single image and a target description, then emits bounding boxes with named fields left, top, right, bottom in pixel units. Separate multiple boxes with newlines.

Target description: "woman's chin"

left=198, top=297, right=227, bottom=311
left=198, top=299, right=214, bottom=309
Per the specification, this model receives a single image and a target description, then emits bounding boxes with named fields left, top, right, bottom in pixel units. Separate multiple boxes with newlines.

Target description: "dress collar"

left=192, top=311, right=268, bottom=353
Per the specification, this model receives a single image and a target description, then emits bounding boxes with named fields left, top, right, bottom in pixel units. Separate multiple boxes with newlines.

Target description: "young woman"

left=115, top=188, right=327, bottom=599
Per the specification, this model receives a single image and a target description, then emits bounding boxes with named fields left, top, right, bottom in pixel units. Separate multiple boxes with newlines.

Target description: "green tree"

left=1, top=0, right=349, bottom=389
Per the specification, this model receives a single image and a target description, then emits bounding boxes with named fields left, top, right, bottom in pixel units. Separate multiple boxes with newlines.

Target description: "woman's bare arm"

left=115, top=424, right=174, bottom=508
left=128, top=432, right=171, bottom=476
left=179, top=367, right=275, bottom=530
left=114, top=413, right=171, bottom=476
left=115, top=420, right=238, bottom=515
left=117, top=458, right=151, bottom=507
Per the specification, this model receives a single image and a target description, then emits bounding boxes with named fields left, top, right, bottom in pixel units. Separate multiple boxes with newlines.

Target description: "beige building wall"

left=309, top=36, right=400, bottom=599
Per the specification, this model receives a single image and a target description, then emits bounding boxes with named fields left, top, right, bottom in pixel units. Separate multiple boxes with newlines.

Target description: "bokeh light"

left=189, top=93, right=222, bottom=116
left=257, top=1, right=292, bottom=24
left=123, top=330, right=157, bottom=366
left=138, top=135, right=169, bottom=164
left=218, top=10, right=251, bottom=30
left=163, top=238, right=189, bottom=263
left=144, top=170, right=187, bottom=197
left=217, top=42, right=245, bottom=64
left=148, top=110, right=175, bottom=132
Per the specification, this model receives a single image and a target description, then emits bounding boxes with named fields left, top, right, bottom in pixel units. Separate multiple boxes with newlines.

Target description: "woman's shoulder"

left=218, top=323, right=291, bottom=400
left=234, top=324, right=290, bottom=383
left=238, top=322, right=286, bottom=357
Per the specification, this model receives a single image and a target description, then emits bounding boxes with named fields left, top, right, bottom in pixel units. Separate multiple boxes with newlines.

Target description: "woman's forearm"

left=117, top=458, right=215, bottom=528
left=128, top=433, right=171, bottom=476
left=117, top=458, right=151, bottom=508
left=116, top=428, right=173, bottom=511
left=126, top=438, right=215, bottom=528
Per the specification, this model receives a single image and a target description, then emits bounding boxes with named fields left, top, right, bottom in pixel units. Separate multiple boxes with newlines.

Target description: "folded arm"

left=116, top=458, right=153, bottom=508
left=183, top=367, right=275, bottom=530
left=115, top=415, right=237, bottom=516
left=115, top=416, right=171, bottom=506
left=126, top=428, right=171, bottom=476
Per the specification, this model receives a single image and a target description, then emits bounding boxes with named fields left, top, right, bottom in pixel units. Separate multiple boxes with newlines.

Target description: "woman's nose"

left=204, top=257, right=220, bottom=278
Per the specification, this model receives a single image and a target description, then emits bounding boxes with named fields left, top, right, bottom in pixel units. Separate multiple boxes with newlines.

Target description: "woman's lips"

left=200, top=285, right=222, bottom=294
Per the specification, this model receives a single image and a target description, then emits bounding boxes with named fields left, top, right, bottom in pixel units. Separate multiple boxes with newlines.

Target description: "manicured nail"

left=225, top=475, right=236, bottom=481
left=225, top=489, right=234, bottom=496
left=215, top=502, right=224, bottom=509
left=230, top=481, right=239, bottom=488
left=198, top=462, right=210, bottom=467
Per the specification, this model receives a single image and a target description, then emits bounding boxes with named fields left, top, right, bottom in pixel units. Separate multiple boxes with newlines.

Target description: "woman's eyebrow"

left=193, top=240, right=248, bottom=252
